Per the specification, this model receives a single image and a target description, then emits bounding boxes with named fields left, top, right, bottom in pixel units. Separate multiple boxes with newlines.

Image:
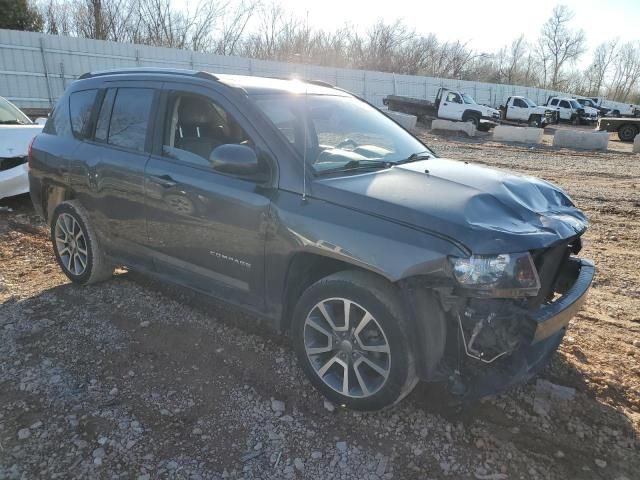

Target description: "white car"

left=0, top=97, right=44, bottom=200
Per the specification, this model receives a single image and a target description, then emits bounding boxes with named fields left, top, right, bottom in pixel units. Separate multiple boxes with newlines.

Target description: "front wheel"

left=292, top=270, right=417, bottom=411
left=528, top=115, right=542, bottom=128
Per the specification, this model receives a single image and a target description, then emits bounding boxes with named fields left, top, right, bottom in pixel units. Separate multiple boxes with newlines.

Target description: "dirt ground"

left=1, top=131, right=639, bottom=480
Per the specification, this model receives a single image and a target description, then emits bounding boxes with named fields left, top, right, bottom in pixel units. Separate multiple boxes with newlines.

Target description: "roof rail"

left=78, top=68, right=218, bottom=81
left=303, top=79, right=335, bottom=89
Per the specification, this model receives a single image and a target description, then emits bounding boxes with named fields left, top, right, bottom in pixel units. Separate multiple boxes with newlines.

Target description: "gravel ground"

left=1, top=132, right=639, bottom=480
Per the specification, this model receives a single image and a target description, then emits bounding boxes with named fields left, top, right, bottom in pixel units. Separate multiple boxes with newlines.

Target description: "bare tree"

left=537, top=5, right=586, bottom=89
left=585, top=39, right=619, bottom=96
left=608, top=41, right=640, bottom=102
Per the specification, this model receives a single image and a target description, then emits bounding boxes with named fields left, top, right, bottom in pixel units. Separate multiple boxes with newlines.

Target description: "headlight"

left=449, top=252, right=540, bottom=297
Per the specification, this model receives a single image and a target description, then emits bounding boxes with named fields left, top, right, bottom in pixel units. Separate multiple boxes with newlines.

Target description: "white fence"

left=0, top=29, right=566, bottom=111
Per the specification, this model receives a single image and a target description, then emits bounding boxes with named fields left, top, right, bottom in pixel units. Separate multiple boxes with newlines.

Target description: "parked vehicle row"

left=28, top=68, right=594, bottom=410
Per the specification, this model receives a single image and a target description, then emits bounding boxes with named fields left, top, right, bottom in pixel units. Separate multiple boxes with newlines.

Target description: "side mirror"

left=209, top=144, right=259, bottom=176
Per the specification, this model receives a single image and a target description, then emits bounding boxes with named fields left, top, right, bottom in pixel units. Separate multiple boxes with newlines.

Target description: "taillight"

left=27, top=135, right=36, bottom=170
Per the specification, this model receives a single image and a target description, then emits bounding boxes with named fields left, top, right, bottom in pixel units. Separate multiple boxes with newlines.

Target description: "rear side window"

left=106, top=88, right=154, bottom=152
left=550, top=99, right=558, bottom=106
left=69, top=89, right=97, bottom=138
left=43, top=96, right=72, bottom=137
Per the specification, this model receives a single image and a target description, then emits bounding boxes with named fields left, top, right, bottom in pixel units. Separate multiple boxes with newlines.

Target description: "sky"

left=257, top=0, right=640, bottom=67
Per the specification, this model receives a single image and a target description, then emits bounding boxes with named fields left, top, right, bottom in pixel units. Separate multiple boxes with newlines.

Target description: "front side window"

left=107, top=88, right=154, bottom=152
left=513, top=98, right=527, bottom=108
left=446, top=92, right=462, bottom=104
left=253, top=94, right=430, bottom=175
left=162, top=92, right=252, bottom=167
left=0, top=97, right=32, bottom=125
left=560, top=100, right=570, bottom=108
left=69, top=89, right=97, bottom=138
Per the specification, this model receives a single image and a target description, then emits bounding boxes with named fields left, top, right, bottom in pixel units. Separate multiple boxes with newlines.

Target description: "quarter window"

left=69, top=89, right=97, bottom=138
left=107, top=88, right=154, bottom=152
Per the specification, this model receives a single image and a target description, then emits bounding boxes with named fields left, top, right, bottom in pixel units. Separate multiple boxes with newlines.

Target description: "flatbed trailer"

left=596, top=117, right=640, bottom=142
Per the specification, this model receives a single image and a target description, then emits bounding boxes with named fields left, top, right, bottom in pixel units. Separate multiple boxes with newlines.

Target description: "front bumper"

left=0, top=162, right=29, bottom=200
left=460, top=257, right=594, bottom=400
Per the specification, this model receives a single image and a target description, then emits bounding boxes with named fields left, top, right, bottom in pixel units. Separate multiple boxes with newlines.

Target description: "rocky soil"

left=1, top=133, right=639, bottom=479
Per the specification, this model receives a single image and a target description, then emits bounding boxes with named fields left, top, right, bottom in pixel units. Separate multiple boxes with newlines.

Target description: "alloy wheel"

left=54, top=213, right=88, bottom=276
left=303, top=297, right=391, bottom=398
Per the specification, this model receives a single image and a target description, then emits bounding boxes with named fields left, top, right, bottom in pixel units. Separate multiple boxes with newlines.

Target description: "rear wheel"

left=292, top=270, right=417, bottom=411
left=618, top=124, right=639, bottom=142
left=51, top=201, right=113, bottom=285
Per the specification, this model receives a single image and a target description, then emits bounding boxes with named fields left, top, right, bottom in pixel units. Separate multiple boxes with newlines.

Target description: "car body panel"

left=0, top=122, right=43, bottom=200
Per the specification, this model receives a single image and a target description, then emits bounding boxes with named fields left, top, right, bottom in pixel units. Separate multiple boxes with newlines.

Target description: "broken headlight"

left=449, top=252, right=540, bottom=297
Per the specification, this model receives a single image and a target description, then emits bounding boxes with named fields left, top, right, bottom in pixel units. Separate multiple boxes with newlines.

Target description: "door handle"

left=149, top=174, right=177, bottom=188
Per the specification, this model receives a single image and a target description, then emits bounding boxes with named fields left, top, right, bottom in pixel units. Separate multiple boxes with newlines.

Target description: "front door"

left=439, top=91, right=466, bottom=120
left=144, top=83, right=274, bottom=308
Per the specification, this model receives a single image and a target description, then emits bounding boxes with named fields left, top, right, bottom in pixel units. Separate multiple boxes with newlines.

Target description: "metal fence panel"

left=0, top=29, right=570, bottom=111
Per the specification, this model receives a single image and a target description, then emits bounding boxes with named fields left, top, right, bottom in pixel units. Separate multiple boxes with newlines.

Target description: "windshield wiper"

left=394, top=151, right=433, bottom=164
left=315, top=159, right=392, bottom=176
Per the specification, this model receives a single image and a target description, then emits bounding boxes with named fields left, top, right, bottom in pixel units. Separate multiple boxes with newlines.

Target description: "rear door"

left=70, top=81, right=161, bottom=268
left=144, top=82, right=274, bottom=308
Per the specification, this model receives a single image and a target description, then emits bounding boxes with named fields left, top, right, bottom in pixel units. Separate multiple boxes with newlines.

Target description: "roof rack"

left=78, top=68, right=218, bottom=81
left=303, top=79, right=335, bottom=89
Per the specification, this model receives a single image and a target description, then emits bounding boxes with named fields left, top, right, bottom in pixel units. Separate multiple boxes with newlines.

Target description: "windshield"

left=524, top=98, right=537, bottom=107
left=252, top=94, right=431, bottom=175
left=0, top=97, right=32, bottom=125
left=461, top=93, right=476, bottom=105
left=570, top=100, right=582, bottom=109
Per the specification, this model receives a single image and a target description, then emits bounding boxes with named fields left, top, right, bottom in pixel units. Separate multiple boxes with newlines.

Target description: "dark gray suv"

left=29, top=69, right=594, bottom=410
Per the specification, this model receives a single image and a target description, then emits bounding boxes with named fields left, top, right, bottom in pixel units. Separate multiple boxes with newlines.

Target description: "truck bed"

left=383, top=95, right=438, bottom=119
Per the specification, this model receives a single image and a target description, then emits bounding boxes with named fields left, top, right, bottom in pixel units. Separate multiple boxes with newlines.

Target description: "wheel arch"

left=43, top=183, right=75, bottom=225
left=279, top=252, right=449, bottom=380
left=279, top=251, right=388, bottom=332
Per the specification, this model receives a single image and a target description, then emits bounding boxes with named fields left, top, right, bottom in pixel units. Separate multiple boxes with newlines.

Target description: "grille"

left=529, top=236, right=582, bottom=308
left=0, top=156, right=27, bottom=172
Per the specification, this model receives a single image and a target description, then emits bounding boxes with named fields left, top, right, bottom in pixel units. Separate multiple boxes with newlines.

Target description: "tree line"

left=2, top=0, right=639, bottom=103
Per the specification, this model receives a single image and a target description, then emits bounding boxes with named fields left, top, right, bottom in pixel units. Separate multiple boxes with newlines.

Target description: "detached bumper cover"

left=0, top=163, right=29, bottom=200
left=463, top=258, right=594, bottom=400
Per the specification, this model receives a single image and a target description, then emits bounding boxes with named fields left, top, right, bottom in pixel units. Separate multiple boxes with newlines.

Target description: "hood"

left=0, top=124, right=43, bottom=158
left=314, top=158, right=588, bottom=254
left=581, top=106, right=598, bottom=115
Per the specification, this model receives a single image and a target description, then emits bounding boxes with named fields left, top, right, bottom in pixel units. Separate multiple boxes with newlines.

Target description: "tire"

left=463, top=113, right=480, bottom=128
left=618, top=124, right=639, bottom=142
left=528, top=115, right=541, bottom=128
left=50, top=201, right=113, bottom=285
left=292, top=270, right=417, bottom=411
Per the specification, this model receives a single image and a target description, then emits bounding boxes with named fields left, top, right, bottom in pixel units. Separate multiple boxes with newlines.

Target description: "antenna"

left=302, top=85, right=308, bottom=202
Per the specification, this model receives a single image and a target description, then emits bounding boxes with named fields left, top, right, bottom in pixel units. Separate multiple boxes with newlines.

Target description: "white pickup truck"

left=0, top=97, right=45, bottom=200
left=545, top=96, right=598, bottom=125
left=500, top=96, right=557, bottom=127
left=384, top=87, right=501, bottom=130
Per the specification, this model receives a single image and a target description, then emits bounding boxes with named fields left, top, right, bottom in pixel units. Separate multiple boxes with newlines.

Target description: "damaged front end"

left=0, top=156, right=30, bottom=200
left=409, top=235, right=594, bottom=400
